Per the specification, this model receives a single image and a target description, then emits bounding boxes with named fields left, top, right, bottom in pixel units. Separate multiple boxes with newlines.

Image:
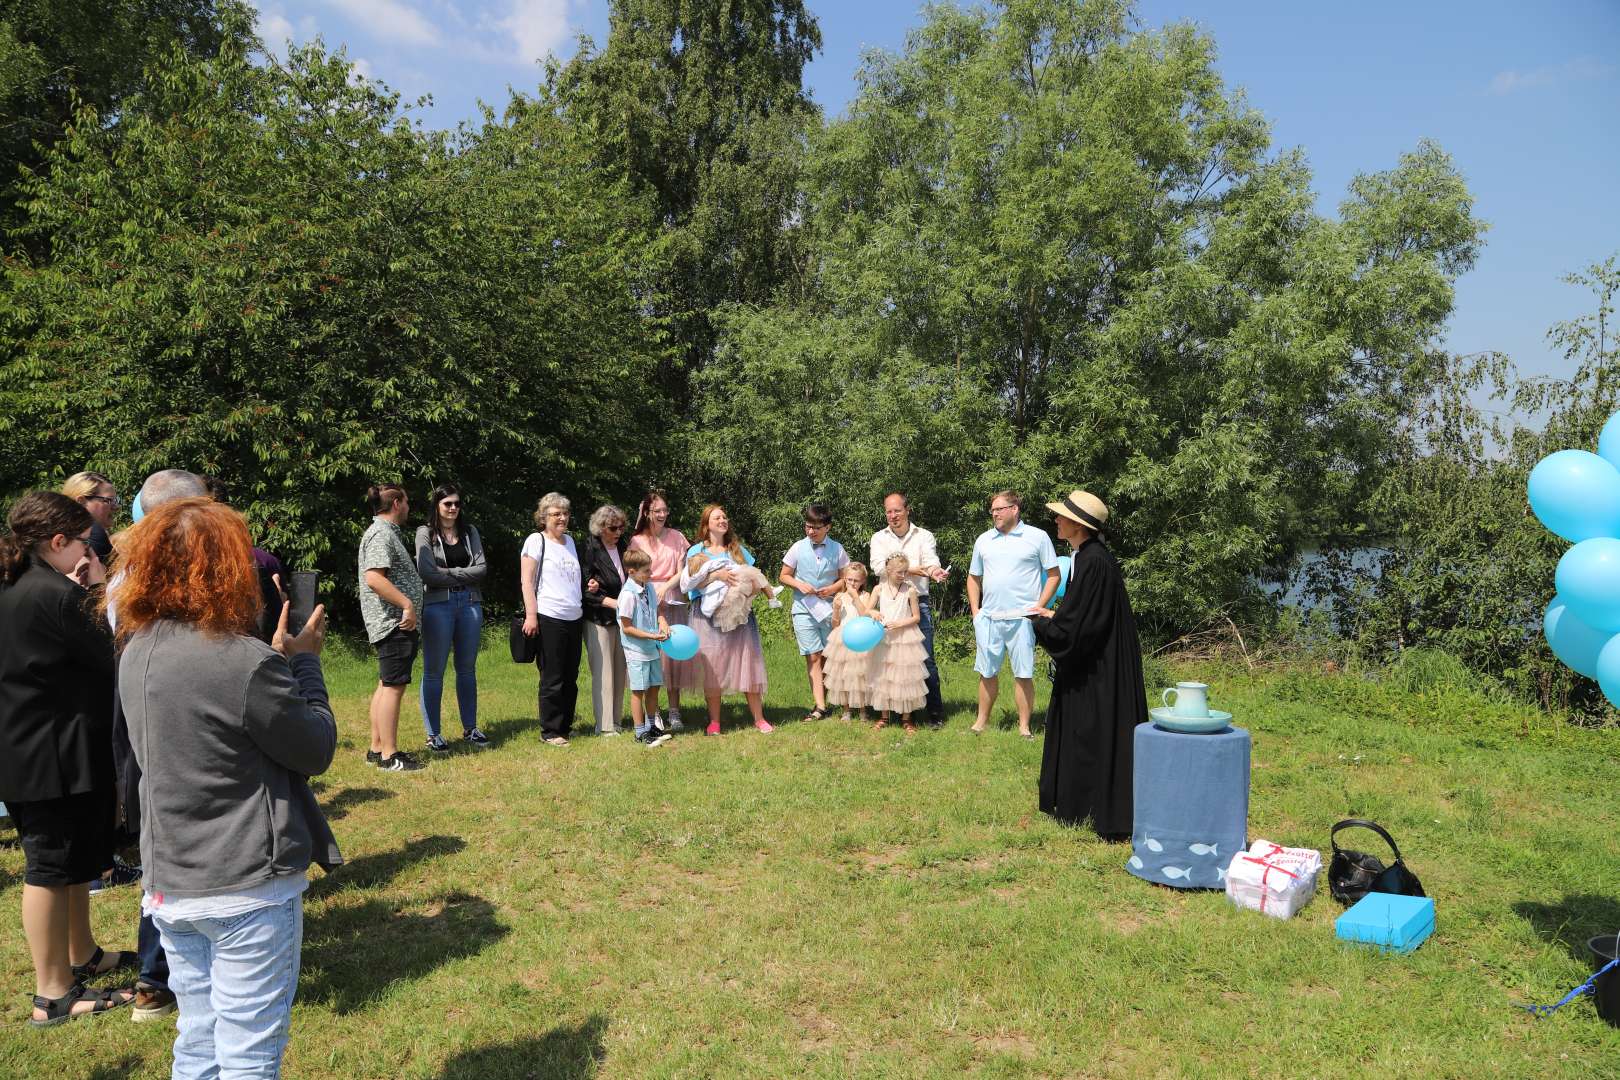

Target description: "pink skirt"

left=657, top=600, right=699, bottom=695
left=689, top=606, right=768, bottom=695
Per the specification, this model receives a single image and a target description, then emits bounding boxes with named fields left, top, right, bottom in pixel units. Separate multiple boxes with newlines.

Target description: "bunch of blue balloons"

left=1531, top=411, right=1620, bottom=707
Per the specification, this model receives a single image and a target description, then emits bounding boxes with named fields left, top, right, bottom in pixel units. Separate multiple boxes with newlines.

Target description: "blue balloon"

left=1543, top=597, right=1615, bottom=678
left=1528, top=449, right=1620, bottom=542
left=841, top=615, right=884, bottom=653
left=659, top=624, right=699, bottom=661
left=1595, top=635, right=1620, bottom=709
left=1556, top=538, right=1620, bottom=632
left=130, top=491, right=144, bottom=523
left=1599, top=410, right=1620, bottom=473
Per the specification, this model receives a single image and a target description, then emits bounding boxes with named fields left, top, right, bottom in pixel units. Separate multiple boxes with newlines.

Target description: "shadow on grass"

left=309, top=834, right=466, bottom=900
left=318, top=785, right=396, bottom=822
left=478, top=716, right=537, bottom=749
left=86, top=1056, right=146, bottom=1080
left=302, top=891, right=507, bottom=1015
left=438, top=1015, right=608, bottom=1079
left=1514, top=893, right=1620, bottom=964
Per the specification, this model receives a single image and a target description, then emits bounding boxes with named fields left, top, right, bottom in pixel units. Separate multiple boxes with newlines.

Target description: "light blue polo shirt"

left=968, top=521, right=1059, bottom=614
left=781, top=536, right=849, bottom=617
left=617, top=578, right=661, bottom=661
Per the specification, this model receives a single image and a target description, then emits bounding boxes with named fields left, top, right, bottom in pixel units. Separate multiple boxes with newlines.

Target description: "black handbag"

left=509, top=614, right=537, bottom=664
left=1328, top=818, right=1426, bottom=906
left=508, top=533, right=546, bottom=663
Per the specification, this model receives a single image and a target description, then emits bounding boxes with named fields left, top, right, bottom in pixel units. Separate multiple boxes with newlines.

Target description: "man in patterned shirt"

left=358, top=482, right=426, bottom=772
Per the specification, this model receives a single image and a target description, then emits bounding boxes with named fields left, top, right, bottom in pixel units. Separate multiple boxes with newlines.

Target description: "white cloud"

left=251, top=3, right=320, bottom=59
left=331, top=0, right=440, bottom=47
left=348, top=56, right=377, bottom=85
left=1488, top=57, right=1614, bottom=96
left=493, top=0, right=573, bottom=64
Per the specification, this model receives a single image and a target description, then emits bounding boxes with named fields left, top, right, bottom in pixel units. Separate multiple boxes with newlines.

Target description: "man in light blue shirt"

left=967, top=490, right=1059, bottom=736
left=780, top=503, right=849, bottom=721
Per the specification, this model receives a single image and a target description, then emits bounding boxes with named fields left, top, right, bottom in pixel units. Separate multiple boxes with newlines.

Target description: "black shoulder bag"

left=509, top=538, right=543, bottom=664
left=1328, top=818, right=1426, bottom=906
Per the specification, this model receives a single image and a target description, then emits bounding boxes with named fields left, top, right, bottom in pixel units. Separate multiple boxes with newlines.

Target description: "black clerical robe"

left=1029, top=536, right=1146, bottom=837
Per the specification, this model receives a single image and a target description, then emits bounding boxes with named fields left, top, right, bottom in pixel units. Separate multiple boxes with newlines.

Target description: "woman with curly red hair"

left=110, top=497, right=341, bottom=1078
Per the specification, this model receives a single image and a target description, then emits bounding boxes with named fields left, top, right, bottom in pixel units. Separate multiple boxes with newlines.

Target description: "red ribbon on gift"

left=1239, top=846, right=1301, bottom=914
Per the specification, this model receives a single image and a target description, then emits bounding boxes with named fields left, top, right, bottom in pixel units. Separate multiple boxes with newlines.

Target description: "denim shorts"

left=792, top=611, right=833, bottom=655
left=974, top=615, right=1036, bottom=679
left=627, top=657, right=663, bottom=692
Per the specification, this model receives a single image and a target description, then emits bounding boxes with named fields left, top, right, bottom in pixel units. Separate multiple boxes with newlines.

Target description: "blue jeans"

left=138, top=911, right=169, bottom=993
left=420, top=591, right=483, bottom=737
left=918, top=596, right=943, bottom=722
left=156, top=894, right=303, bottom=1080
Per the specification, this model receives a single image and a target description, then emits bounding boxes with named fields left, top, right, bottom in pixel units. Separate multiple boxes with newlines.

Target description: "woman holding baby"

left=681, top=504, right=772, bottom=735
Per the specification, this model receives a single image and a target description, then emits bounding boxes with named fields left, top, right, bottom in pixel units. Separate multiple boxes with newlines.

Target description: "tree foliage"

left=547, top=0, right=823, bottom=406
left=1310, top=257, right=1620, bottom=715
left=697, top=0, right=1483, bottom=637
left=0, top=17, right=667, bottom=605
left=0, top=0, right=227, bottom=239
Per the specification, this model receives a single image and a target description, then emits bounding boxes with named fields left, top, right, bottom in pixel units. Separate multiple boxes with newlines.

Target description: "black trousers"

left=535, top=614, right=583, bottom=739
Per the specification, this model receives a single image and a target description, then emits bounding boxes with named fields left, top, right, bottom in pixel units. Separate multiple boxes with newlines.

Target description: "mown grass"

left=3, top=614, right=1619, bottom=1078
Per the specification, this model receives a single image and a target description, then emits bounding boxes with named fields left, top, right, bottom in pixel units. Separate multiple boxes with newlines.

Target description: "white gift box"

left=1225, top=839, right=1322, bottom=919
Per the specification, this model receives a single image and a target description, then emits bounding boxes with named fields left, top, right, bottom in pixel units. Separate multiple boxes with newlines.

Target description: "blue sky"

left=251, top=1, right=1620, bottom=406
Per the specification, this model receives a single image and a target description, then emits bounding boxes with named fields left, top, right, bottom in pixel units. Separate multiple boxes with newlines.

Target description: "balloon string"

left=1520, top=954, right=1620, bottom=1017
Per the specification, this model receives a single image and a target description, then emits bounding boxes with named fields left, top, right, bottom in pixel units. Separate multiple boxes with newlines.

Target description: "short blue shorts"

left=627, top=657, right=663, bottom=692
left=974, top=614, right=1036, bottom=679
left=792, top=611, right=833, bottom=656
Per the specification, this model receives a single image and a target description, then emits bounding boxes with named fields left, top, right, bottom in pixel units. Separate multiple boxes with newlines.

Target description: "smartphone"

left=287, top=570, right=320, bottom=632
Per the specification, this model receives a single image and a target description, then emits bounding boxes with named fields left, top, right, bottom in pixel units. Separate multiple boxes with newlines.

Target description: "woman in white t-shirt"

left=521, top=492, right=584, bottom=746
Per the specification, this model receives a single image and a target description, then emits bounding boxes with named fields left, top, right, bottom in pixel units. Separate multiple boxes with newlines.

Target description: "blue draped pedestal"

left=1127, top=723, right=1250, bottom=889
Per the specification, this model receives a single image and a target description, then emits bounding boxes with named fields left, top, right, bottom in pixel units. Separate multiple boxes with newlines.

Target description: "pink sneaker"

left=755, top=719, right=775, bottom=734
left=705, top=721, right=722, bottom=736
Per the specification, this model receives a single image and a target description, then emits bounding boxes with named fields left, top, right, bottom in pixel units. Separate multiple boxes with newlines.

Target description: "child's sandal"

left=803, top=707, right=828, bottom=723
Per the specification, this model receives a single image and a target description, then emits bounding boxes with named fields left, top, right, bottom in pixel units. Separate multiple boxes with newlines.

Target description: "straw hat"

left=1047, top=490, right=1109, bottom=533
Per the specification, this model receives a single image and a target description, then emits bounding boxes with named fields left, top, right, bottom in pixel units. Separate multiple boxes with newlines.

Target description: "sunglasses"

left=86, top=494, right=121, bottom=507
left=440, top=501, right=461, bottom=509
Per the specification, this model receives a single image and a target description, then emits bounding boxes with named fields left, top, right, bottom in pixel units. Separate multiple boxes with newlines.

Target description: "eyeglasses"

left=85, top=495, right=120, bottom=507
left=990, top=503, right=1016, bottom=514
left=72, top=533, right=94, bottom=548
left=603, top=523, right=623, bottom=532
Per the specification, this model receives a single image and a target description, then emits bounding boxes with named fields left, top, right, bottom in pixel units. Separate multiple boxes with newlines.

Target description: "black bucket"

left=1587, top=935, right=1620, bottom=1027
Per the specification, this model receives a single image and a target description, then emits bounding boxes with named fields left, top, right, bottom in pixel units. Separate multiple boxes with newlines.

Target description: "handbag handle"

left=1330, top=818, right=1404, bottom=862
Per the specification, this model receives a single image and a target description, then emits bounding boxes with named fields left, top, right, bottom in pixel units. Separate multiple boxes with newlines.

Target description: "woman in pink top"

left=630, top=490, right=694, bottom=730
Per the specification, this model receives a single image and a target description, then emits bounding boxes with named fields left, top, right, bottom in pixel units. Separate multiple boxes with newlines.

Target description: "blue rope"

left=1520, top=955, right=1620, bottom=1018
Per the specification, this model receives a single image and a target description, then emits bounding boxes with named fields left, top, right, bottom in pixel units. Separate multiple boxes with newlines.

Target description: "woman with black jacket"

left=0, top=491, right=135, bottom=1026
left=581, top=504, right=631, bottom=736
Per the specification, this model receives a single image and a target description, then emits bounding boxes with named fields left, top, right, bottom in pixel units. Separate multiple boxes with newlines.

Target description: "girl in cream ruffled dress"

left=823, top=562, right=875, bottom=721
left=870, top=553, right=927, bottom=732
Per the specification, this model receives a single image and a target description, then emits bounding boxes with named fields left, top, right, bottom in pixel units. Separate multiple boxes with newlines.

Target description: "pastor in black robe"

left=1029, top=536, right=1146, bottom=838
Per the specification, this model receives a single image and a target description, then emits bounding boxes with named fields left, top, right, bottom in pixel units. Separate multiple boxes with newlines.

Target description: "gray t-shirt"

left=358, top=517, right=423, bottom=643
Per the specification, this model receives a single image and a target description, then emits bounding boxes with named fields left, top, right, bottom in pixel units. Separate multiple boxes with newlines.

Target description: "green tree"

left=0, top=0, right=227, bottom=240
left=0, top=23, right=667, bottom=611
left=547, top=0, right=823, bottom=408
left=699, top=0, right=1483, bottom=636
left=1312, top=256, right=1620, bottom=715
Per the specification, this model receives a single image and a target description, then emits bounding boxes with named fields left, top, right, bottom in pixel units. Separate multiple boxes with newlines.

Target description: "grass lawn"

left=3, top=614, right=1620, bottom=1077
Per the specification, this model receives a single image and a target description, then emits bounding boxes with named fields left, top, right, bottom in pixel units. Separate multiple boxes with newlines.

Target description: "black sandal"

left=70, top=946, right=137, bottom=982
left=28, top=982, right=133, bottom=1028
left=803, top=707, right=828, bottom=722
